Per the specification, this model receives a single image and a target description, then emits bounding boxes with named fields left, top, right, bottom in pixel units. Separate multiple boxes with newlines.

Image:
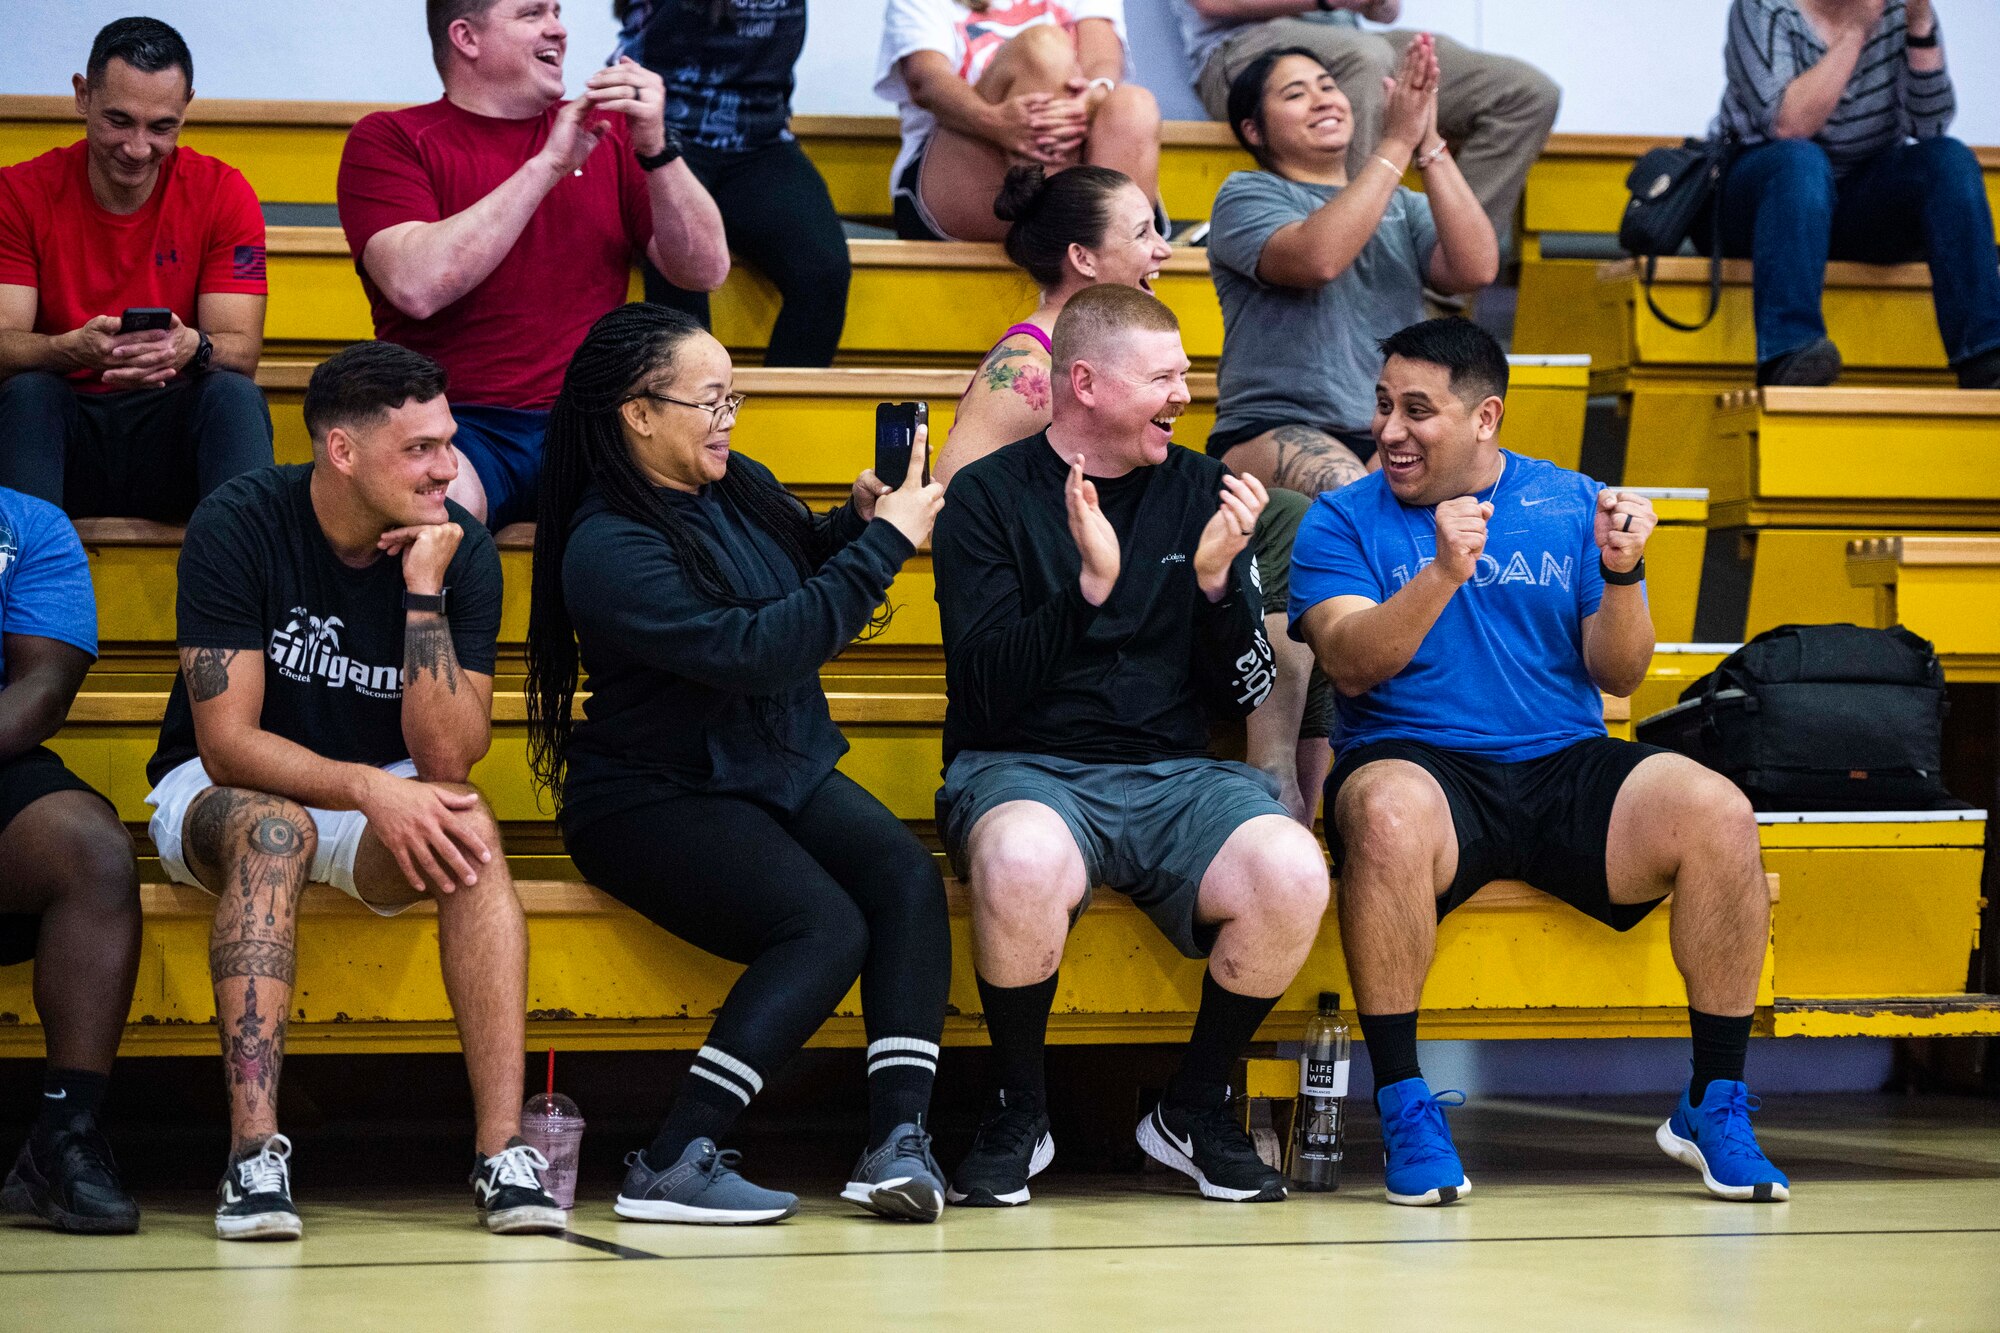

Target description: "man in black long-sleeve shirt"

left=933, top=285, right=1330, bottom=1208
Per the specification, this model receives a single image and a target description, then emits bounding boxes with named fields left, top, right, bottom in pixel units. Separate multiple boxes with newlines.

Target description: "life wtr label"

left=1300, top=1056, right=1351, bottom=1098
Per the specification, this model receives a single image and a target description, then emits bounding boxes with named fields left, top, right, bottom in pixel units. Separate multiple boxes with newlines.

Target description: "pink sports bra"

left=994, top=321, right=1053, bottom=355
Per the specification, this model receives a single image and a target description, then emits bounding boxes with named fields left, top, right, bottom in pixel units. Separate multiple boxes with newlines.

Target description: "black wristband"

left=635, top=129, right=684, bottom=172
left=1906, top=26, right=1939, bottom=47
left=402, top=590, right=447, bottom=615
left=1599, top=557, right=1645, bottom=586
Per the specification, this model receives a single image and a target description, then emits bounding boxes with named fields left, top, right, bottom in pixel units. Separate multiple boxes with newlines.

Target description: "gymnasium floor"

left=3, top=1094, right=1996, bottom=1330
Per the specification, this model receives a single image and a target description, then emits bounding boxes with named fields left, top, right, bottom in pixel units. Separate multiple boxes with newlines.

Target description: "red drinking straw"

left=546, top=1048, right=556, bottom=1098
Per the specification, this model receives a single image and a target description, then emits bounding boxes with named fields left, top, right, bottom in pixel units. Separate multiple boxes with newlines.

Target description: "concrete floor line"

left=7, top=1224, right=1999, bottom=1278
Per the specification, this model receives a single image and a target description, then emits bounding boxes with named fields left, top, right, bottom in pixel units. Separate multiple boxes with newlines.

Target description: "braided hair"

left=526, top=303, right=839, bottom=806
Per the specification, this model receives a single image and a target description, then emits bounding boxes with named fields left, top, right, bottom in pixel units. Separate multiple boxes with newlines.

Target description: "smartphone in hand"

left=118, top=307, right=173, bottom=334
left=874, top=401, right=930, bottom=487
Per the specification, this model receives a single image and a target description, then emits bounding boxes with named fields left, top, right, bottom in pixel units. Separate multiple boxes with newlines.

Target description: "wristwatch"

left=190, top=328, right=213, bottom=373
left=635, top=129, right=684, bottom=172
left=402, top=590, right=448, bottom=615
left=1599, top=558, right=1645, bottom=586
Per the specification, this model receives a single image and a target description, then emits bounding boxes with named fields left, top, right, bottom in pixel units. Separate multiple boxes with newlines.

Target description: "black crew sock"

left=866, top=1037, right=940, bottom=1145
left=34, top=1067, right=108, bottom=1136
left=1688, top=1008, right=1752, bottom=1104
left=975, top=971, right=1059, bottom=1106
left=1164, top=971, right=1281, bottom=1109
left=1359, top=1011, right=1423, bottom=1102
left=649, top=1045, right=762, bottom=1166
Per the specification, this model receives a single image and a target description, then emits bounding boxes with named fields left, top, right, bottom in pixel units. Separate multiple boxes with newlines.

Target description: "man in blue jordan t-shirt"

left=1288, top=319, right=1788, bottom=1209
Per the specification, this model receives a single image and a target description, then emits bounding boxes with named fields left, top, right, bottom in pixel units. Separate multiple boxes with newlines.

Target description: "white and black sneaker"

left=947, top=1091, right=1054, bottom=1207
left=1137, top=1097, right=1288, bottom=1203
left=216, top=1134, right=303, bottom=1241
left=471, top=1139, right=567, bottom=1235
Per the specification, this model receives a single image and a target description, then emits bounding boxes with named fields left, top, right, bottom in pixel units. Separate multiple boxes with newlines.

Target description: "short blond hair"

left=1051, top=284, right=1181, bottom=374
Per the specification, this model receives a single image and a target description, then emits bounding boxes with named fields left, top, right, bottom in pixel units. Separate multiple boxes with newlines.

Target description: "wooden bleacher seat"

left=0, top=100, right=1258, bottom=222
left=1847, top=535, right=2000, bottom=682
left=254, top=354, right=1588, bottom=488
left=71, top=488, right=1710, bottom=679
left=1689, top=388, right=2000, bottom=640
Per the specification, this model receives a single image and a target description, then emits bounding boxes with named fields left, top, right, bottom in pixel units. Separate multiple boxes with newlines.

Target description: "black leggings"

left=564, top=770, right=950, bottom=1087
left=644, top=138, right=852, bottom=367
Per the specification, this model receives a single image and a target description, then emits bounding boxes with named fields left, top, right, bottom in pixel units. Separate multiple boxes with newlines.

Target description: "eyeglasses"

left=625, top=389, right=747, bottom=427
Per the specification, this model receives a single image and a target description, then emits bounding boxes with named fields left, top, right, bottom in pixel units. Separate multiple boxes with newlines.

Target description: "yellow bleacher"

left=2, top=97, right=1995, bottom=1053
left=1701, top=387, right=2000, bottom=637
left=1847, top=535, right=2000, bottom=682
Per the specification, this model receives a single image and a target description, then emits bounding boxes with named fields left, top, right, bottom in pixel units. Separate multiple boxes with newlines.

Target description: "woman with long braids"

left=526, top=304, right=951, bottom=1224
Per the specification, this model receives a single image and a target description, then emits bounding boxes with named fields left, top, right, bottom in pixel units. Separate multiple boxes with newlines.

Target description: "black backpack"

left=1635, top=624, right=1963, bottom=811
left=1618, top=135, right=1736, bottom=333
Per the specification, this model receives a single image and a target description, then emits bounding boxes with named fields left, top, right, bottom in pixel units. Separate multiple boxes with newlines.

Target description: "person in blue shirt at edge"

left=0, top=486, right=143, bottom=1234
left=1288, top=318, right=1789, bottom=1208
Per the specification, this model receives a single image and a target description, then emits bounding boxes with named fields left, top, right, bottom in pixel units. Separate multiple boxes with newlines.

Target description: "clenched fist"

left=1595, top=489, right=1655, bottom=575
left=1431, top=496, right=1492, bottom=585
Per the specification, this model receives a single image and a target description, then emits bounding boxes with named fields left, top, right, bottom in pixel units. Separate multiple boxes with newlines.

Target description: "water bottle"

left=1287, top=991, right=1349, bottom=1191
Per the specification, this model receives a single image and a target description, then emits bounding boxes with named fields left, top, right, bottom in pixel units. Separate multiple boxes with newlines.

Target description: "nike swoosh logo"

left=43, top=1089, right=66, bottom=1100
left=1156, top=1110, right=1194, bottom=1157
left=1520, top=496, right=1555, bottom=507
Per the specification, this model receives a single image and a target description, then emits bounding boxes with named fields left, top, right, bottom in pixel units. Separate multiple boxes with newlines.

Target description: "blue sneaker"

left=1376, top=1078, right=1470, bottom=1206
left=1657, top=1080, right=1790, bottom=1202
left=842, top=1123, right=946, bottom=1222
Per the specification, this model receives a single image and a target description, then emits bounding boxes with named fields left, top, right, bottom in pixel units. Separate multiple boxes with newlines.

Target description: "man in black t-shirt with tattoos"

left=143, top=341, right=561, bottom=1242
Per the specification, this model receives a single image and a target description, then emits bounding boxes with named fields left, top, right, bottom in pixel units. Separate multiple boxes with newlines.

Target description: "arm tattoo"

left=1269, top=425, right=1369, bottom=498
left=182, top=647, right=240, bottom=703
left=979, top=345, right=1053, bottom=411
left=405, top=616, right=460, bottom=695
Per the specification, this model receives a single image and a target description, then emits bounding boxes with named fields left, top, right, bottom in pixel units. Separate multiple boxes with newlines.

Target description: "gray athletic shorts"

left=937, top=750, right=1292, bottom=958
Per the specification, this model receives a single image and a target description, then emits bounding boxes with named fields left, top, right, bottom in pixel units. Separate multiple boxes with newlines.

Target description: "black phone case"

left=874, top=401, right=929, bottom=486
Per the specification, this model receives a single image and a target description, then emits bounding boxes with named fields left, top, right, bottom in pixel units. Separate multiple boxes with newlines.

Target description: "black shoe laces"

left=53, top=1127, right=121, bottom=1190
left=1176, top=1101, right=1267, bottom=1168
left=971, top=1107, right=1043, bottom=1158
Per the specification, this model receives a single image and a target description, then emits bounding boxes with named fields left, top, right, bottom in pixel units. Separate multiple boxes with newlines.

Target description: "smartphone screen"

left=119, top=307, right=173, bottom=334
left=874, top=401, right=930, bottom=487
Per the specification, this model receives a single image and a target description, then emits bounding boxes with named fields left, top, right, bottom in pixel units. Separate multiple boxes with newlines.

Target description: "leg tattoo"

left=1269, top=425, right=1369, bottom=498
left=222, top=974, right=286, bottom=1130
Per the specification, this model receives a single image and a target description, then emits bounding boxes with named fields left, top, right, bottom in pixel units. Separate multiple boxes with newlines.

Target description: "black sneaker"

left=1136, top=1097, right=1288, bottom=1203
left=472, top=1140, right=567, bottom=1235
left=1756, top=336, right=1842, bottom=387
left=1, top=1116, right=139, bottom=1235
left=216, top=1134, right=302, bottom=1241
left=947, top=1092, right=1053, bottom=1207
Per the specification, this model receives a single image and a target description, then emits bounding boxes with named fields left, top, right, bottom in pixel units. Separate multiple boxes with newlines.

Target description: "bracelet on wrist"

left=1087, top=76, right=1117, bottom=95
left=1906, top=25, right=1939, bottom=48
left=1415, top=140, right=1449, bottom=170
left=1371, top=154, right=1407, bottom=179
left=1599, top=557, right=1645, bottom=586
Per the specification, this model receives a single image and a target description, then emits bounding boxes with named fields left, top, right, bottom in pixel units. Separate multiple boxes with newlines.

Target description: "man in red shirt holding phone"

left=0, top=18, right=274, bottom=522
left=337, top=0, right=729, bottom=530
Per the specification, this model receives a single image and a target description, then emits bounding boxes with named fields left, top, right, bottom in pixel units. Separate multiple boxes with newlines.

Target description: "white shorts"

left=146, top=756, right=422, bottom=917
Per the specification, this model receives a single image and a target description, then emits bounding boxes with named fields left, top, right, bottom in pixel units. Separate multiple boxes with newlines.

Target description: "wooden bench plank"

left=1846, top=532, right=2000, bottom=679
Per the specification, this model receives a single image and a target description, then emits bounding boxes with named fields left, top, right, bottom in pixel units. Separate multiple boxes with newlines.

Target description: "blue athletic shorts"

left=451, top=403, right=549, bottom=531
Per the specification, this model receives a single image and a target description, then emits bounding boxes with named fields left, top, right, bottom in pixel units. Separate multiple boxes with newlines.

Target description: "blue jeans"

left=1714, top=136, right=2000, bottom=367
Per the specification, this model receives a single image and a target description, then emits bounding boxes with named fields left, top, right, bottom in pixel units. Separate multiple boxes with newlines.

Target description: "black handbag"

left=1635, top=624, right=1964, bottom=812
left=1618, top=136, right=1735, bottom=333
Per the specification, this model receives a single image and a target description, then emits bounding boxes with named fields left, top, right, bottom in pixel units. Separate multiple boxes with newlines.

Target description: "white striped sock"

left=868, top=1055, right=938, bottom=1075
left=867, top=1036, right=941, bottom=1059
left=689, top=1064, right=753, bottom=1105
left=696, top=1045, right=764, bottom=1095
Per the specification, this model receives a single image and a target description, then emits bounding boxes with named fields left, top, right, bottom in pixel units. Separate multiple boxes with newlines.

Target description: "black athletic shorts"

left=0, top=746, right=110, bottom=966
left=1324, top=736, right=1672, bottom=932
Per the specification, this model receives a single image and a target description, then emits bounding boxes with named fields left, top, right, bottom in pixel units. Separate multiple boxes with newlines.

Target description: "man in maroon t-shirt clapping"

left=0, top=18, right=274, bottom=522
left=337, top=0, right=728, bottom=528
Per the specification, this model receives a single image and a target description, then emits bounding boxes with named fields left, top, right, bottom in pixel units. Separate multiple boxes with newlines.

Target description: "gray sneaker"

left=613, top=1138, right=797, bottom=1225
left=841, top=1123, right=945, bottom=1222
